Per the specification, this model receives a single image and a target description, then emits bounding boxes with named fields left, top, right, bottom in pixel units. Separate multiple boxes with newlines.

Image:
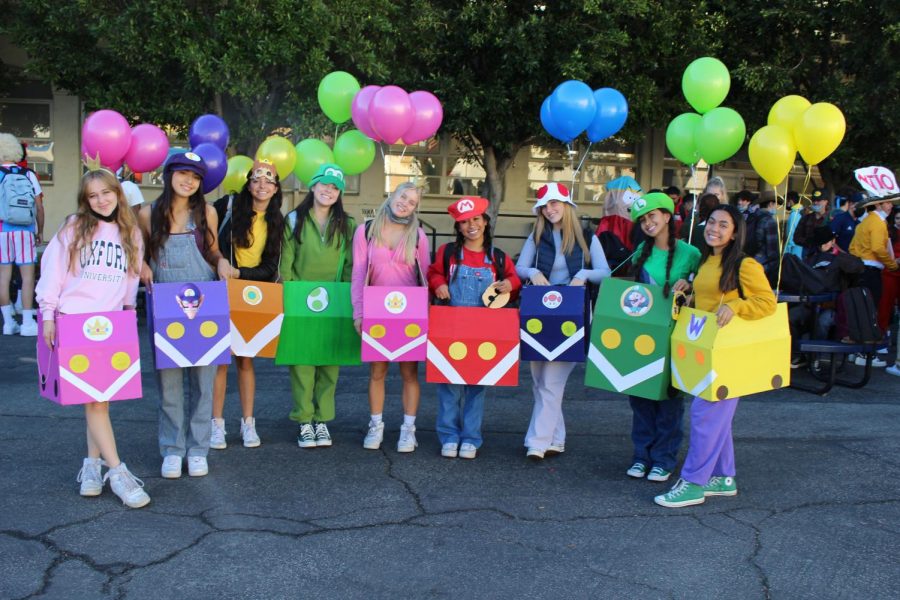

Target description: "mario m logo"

left=686, top=314, right=707, bottom=341
left=456, top=198, right=475, bottom=213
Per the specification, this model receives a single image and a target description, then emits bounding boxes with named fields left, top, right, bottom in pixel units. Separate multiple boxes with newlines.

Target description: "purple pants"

left=680, top=396, right=740, bottom=486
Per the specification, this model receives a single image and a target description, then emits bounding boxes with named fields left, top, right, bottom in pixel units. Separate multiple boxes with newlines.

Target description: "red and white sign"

left=854, top=166, right=898, bottom=199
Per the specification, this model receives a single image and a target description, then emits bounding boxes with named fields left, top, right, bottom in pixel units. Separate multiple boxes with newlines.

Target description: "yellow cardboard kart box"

left=670, top=303, right=790, bottom=401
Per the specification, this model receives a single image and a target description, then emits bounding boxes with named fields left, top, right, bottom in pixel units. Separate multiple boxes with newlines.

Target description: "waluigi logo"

left=686, top=314, right=707, bottom=341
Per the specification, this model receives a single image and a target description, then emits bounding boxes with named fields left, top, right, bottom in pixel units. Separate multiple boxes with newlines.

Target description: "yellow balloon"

left=767, top=95, right=811, bottom=134
left=222, top=155, right=253, bottom=194
left=256, top=136, right=297, bottom=179
left=749, top=125, right=797, bottom=186
left=794, top=103, right=846, bottom=165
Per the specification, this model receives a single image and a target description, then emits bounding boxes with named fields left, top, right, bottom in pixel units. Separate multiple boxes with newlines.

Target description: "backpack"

left=742, top=210, right=763, bottom=256
left=0, top=166, right=37, bottom=226
left=834, top=287, right=882, bottom=343
left=597, top=231, right=631, bottom=276
left=779, top=254, right=829, bottom=295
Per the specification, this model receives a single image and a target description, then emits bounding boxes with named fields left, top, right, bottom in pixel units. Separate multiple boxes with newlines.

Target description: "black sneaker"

left=790, top=355, right=808, bottom=369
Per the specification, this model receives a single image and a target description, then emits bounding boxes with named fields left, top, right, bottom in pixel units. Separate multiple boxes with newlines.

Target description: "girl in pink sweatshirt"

left=351, top=183, right=431, bottom=452
left=36, top=169, right=149, bottom=508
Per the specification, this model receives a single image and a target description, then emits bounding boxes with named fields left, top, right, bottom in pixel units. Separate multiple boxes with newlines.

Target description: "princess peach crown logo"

left=83, top=316, right=113, bottom=341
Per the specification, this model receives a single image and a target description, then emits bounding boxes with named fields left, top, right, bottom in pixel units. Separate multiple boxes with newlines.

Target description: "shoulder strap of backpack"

left=492, top=247, right=507, bottom=278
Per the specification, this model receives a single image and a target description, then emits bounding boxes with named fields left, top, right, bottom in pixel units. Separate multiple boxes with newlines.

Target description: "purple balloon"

left=189, top=114, right=230, bottom=150
left=586, top=88, right=628, bottom=143
left=401, top=91, right=444, bottom=145
left=124, top=124, right=170, bottom=173
left=351, top=85, right=382, bottom=142
left=192, top=142, right=227, bottom=194
left=369, top=86, right=414, bottom=145
left=82, top=110, right=132, bottom=167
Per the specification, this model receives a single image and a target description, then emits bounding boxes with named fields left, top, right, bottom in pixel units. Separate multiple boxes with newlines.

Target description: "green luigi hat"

left=310, top=163, right=346, bottom=191
left=630, top=192, right=675, bottom=222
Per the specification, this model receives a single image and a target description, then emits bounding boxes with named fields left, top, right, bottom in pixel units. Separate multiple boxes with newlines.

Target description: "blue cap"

left=164, top=152, right=207, bottom=178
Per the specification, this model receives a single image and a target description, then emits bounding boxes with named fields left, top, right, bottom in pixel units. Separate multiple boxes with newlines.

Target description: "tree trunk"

left=481, top=145, right=515, bottom=222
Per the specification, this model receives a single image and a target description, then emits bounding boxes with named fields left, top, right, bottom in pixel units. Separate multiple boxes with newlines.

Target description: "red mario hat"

left=447, top=196, right=490, bottom=222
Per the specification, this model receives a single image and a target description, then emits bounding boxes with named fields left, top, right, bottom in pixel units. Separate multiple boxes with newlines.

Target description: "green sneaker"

left=654, top=478, right=706, bottom=508
left=702, top=476, right=737, bottom=497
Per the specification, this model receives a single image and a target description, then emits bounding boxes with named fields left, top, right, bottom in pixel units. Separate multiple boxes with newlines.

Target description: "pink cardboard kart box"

left=37, top=310, right=142, bottom=405
left=361, top=286, right=429, bottom=362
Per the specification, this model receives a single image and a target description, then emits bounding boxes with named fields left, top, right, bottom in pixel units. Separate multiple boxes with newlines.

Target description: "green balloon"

left=293, top=139, right=335, bottom=185
left=317, top=71, right=361, bottom=124
left=696, top=107, right=746, bottom=165
left=223, top=155, right=254, bottom=194
left=682, top=57, right=730, bottom=114
left=333, top=129, right=375, bottom=175
left=666, top=112, right=702, bottom=165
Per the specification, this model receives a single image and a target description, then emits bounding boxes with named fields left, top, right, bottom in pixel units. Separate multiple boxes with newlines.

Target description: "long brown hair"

left=699, top=204, right=746, bottom=293
left=532, top=202, right=591, bottom=263
left=147, top=170, right=211, bottom=262
left=64, top=170, right=141, bottom=274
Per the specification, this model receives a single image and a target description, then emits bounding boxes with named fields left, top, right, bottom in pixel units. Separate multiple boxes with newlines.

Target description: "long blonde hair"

left=367, top=182, right=422, bottom=264
left=533, top=202, right=591, bottom=264
left=64, top=170, right=141, bottom=274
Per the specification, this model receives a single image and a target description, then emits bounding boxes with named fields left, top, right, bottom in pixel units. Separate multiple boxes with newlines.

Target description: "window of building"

left=528, top=139, right=637, bottom=205
left=384, top=136, right=486, bottom=197
left=0, top=100, right=54, bottom=182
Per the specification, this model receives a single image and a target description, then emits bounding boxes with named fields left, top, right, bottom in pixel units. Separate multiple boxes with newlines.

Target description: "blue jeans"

left=157, top=365, right=216, bottom=458
left=436, top=383, right=486, bottom=447
left=628, top=395, right=684, bottom=471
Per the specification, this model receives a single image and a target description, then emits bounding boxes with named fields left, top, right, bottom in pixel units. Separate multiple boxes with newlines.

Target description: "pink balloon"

left=401, top=91, right=444, bottom=145
left=124, top=124, right=170, bottom=173
left=351, top=85, right=382, bottom=142
left=368, top=86, right=414, bottom=145
left=82, top=110, right=132, bottom=167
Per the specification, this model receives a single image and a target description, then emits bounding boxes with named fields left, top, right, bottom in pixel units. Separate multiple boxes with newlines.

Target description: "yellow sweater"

left=693, top=254, right=776, bottom=319
left=849, top=211, right=897, bottom=270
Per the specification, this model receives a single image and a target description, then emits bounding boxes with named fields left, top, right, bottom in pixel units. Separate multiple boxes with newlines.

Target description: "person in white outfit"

left=515, top=183, right=611, bottom=459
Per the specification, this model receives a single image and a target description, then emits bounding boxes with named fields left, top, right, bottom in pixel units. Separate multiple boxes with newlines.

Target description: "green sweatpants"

left=288, top=364, right=339, bottom=423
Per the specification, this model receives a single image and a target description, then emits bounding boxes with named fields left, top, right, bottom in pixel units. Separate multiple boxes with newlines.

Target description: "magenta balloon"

left=124, top=124, right=170, bottom=173
left=369, top=85, right=414, bottom=145
left=351, top=85, right=382, bottom=142
left=400, top=91, right=444, bottom=145
left=82, top=109, right=132, bottom=166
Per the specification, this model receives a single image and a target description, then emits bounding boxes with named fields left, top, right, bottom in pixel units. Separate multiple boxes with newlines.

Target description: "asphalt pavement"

left=1, top=326, right=899, bottom=600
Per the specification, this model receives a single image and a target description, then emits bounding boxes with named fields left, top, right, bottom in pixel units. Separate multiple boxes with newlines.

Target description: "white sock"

left=22, top=309, right=35, bottom=323
left=403, top=415, right=416, bottom=427
left=370, top=413, right=382, bottom=425
left=1, top=305, right=12, bottom=323
left=213, top=417, right=225, bottom=426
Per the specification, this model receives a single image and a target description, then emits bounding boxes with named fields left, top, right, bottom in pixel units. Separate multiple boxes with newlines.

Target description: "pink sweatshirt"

left=350, top=223, right=431, bottom=320
left=36, top=219, right=143, bottom=321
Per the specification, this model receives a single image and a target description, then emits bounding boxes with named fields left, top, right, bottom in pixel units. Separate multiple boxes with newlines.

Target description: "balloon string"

left=775, top=180, right=787, bottom=295
left=334, top=124, right=339, bottom=144
left=399, top=145, right=408, bottom=164
left=687, top=163, right=699, bottom=245
left=799, top=165, right=813, bottom=204
left=572, top=142, right=592, bottom=186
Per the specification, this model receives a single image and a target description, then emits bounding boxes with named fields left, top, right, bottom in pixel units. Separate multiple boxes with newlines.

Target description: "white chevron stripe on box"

left=426, top=340, right=465, bottom=384
left=520, top=327, right=584, bottom=361
left=670, top=359, right=718, bottom=397
left=587, top=345, right=665, bottom=392
left=477, top=344, right=520, bottom=385
left=230, top=315, right=284, bottom=357
left=363, top=332, right=426, bottom=361
left=155, top=333, right=232, bottom=367
left=59, top=361, right=141, bottom=402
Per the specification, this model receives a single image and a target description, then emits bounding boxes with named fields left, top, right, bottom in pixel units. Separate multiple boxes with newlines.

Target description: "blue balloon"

left=540, top=96, right=569, bottom=143
left=548, top=80, right=597, bottom=141
left=189, top=114, right=230, bottom=150
left=586, top=88, right=629, bottom=143
left=192, top=142, right=227, bottom=194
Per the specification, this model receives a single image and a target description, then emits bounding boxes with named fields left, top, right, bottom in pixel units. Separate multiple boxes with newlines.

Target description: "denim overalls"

left=435, top=258, right=496, bottom=447
left=151, top=221, right=217, bottom=459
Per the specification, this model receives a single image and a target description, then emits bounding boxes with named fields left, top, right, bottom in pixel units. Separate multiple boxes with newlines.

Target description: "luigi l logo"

left=631, top=197, right=647, bottom=212
left=456, top=199, right=475, bottom=213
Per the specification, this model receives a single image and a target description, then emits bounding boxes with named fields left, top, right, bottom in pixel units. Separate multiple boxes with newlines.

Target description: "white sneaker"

left=19, top=319, right=37, bottom=337
left=886, top=364, right=900, bottom=377
left=76, top=458, right=103, bottom=497
left=297, top=423, right=316, bottom=448
left=161, top=455, right=182, bottom=479
left=855, top=354, right=887, bottom=367
left=526, top=447, right=545, bottom=460
left=187, top=456, right=208, bottom=477
left=314, top=422, right=332, bottom=447
left=459, top=443, right=477, bottom=459
left=210, top=418, right=227, bottom=450
left=546, top=443, right=565, bottom=455
left=397, top=424, right=417, bottom=453
left=2, top=321, right=19, bottom=335
left=441, top=443, right=458, bottom=458
left=241, top=417, right=261, bottom=448
left=13, top=298, right=22, bottom=315
left=363, top=421, right=384, bottom=450
left=105, top=463, right=150, bottom=508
